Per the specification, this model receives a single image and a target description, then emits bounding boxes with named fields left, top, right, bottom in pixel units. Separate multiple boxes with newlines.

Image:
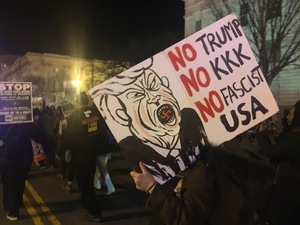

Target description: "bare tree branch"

left=203, top=0, right=300, bottom=84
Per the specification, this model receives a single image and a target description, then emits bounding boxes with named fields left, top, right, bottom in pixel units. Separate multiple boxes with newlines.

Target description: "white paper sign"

left=89, top=14, right=279, bottom=184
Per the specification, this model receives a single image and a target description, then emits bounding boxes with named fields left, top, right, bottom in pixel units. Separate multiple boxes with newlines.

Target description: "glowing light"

left=71, top=80, right=81, bottom=87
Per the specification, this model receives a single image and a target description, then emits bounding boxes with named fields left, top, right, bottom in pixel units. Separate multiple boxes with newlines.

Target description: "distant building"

left=0, top=52, right=110, bottom=106
left=0, top=55, right=19, bottom=74
left=183, top=0, right=300, bottom=126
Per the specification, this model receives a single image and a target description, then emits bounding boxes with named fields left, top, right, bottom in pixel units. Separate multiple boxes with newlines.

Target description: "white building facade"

left=0, top=52, right=108, bottom=106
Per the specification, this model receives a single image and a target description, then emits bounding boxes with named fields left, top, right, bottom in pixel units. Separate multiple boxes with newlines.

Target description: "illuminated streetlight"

left=71, top=80, right=81, bottom=93
left=71, top=80, right=81, bottom=87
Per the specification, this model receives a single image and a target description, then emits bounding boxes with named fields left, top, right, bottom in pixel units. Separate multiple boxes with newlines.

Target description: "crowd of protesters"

left=0, top=91, right=117, bottom=222
left=0, top=94, right=299, bottom=224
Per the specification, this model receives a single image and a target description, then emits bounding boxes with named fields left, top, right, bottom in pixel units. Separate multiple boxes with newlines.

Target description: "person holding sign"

left=130, top=138, right=274, bottom=225
left=87, top=13, right=280, bottom=224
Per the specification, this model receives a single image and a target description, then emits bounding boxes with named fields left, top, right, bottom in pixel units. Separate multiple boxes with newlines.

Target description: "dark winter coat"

left=0, top=123, right=34, bottom=167
left=145, top=143, right=274, bottom=225
left=255, top=100, right=300, bottom=224
left=256, top=127, right=300, bottom=224
left=65, top=104, right=106, bottom=163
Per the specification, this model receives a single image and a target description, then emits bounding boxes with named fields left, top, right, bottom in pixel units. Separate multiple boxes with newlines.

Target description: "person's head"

left=76, top=91, right=89, bottom=106
left=286, top=100, right=300, bottom=130
left=57, top=105, right=62, bottom=114
left=33, top=108, right=41, bottom=121
left=179, top=108, right=209, bottom=149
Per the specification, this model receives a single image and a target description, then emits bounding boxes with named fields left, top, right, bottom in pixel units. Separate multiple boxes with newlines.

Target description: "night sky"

left=0, top=0, right=185, bottom=61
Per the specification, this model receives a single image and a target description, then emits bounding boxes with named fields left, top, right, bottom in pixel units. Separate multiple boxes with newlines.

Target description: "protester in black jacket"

left=0, top=123, right=35, bottom=221
left=65, top=91, right=106, bottom=222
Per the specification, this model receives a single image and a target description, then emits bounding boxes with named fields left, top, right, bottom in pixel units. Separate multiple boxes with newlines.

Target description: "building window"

left=267, top=0, right=281, bottom=19
left=196, top=19, right=202, bottom=32
left=240, top=3, right=249, bottom=26
left=63, top=65, right=72, bottom=70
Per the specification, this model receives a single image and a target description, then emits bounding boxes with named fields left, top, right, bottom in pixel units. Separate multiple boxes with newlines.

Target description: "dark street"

left=0, top=152, right=154, bottom=225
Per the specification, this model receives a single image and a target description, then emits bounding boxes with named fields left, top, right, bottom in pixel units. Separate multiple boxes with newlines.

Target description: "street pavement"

left=0, top=152, right=154, bottom=225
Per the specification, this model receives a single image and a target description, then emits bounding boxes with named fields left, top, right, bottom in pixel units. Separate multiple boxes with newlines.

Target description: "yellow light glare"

left=71, top=80, right=81, bottom=87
